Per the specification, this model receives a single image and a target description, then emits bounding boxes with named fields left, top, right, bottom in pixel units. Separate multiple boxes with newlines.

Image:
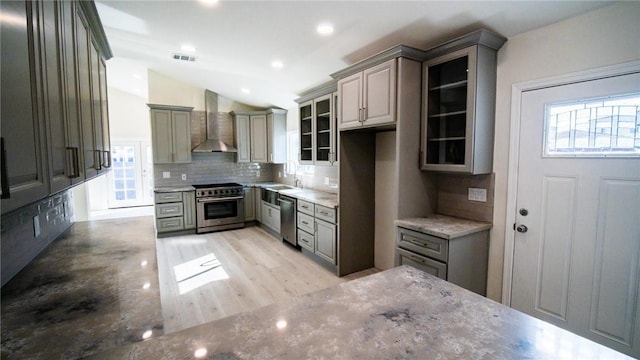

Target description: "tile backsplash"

left=436, top=173, right=494, bottom=223
left=273, top=164, right=338, bottom=194
left=154, top=153, right=274, bottom=187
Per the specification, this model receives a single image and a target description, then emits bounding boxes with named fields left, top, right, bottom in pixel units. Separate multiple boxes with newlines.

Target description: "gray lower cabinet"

left=154, top=191, right=196, bottom=235
left=183, top=191, right=196, bottom=230
left=315, top=218, right=336, bottom=264
left=261, top=202, right=280, bottom=233
left=395, top=226, right=488, bottom=296
left=243, top=187, right=255, bottom=221
left=297, top=201, right=338, bottom=266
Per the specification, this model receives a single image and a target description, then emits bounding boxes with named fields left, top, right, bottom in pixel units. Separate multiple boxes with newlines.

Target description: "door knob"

left=516, top=225, right=528, bottom=233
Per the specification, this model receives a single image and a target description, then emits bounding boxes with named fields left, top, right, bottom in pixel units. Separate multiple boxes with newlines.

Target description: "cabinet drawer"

left=297, top=199, right=315, bottom=216
left=155, top=203, right=184, bottom=218
left=397, top=227, right=448, bottom=262
left=396, top=248, right=447, bottom=280
left=154, top=192, right=183, bottom=203
left=297, top=229, right=314, bottom=252
left=315, top=204, right=336, bottom=224
left=297, top=212, right=314, bottom=234
left=156, top=217, right=184, bottom=233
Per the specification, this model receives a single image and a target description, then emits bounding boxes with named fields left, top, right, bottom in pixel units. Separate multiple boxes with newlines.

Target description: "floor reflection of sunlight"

left=174, top=253, right=229, bottom=295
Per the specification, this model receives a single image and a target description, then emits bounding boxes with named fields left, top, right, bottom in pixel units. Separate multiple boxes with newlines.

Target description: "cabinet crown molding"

left=78, top=1, right=113, bottom=59
left=295, top=81, right=337, bottom=104
left=147, top=104, right=194, bottom=112
left=230, top=108, right=287, bottom=116
left=330, top=45, right=427, bottom=80
left=423, top=29, right=507, bottom=60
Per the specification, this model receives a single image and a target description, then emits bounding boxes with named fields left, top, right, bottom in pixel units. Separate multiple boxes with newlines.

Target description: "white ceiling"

left=96, top=0, right=613, bottom=109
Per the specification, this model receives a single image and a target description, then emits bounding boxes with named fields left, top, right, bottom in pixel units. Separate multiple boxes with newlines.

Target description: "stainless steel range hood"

left=192, top=89, right=238, bottom=153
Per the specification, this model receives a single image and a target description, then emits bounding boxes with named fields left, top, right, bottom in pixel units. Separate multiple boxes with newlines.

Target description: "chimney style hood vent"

left=192, top=90, right=238, bottom=153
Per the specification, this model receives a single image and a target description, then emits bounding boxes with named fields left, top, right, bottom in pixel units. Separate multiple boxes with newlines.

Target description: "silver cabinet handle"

left=66, top=147, right=80, bottom=178
left=95, top=150, right=102, bottom=170
left=102, top=150, right=111, bottom=168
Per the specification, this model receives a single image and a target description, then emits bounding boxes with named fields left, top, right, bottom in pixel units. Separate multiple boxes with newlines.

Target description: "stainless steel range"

left=194, top=183, right=245, bottom=233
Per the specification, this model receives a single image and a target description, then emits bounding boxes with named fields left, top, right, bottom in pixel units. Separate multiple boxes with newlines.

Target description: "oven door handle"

left=197, top=196, right=244, bottom=203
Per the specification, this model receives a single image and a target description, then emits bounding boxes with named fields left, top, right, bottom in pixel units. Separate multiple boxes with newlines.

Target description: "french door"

left=510, top=71, right=640, bottom=357
left=107, top=141, right=153, bottom=208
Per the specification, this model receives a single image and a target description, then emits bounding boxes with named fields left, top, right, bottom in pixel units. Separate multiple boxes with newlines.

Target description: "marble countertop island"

left=90, top=266, right=631, bottom=359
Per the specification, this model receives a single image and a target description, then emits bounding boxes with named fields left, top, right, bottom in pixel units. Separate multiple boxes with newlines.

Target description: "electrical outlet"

left=468, top=188, right=487, bottom=202
left=181, top=174, right=187, bottom=181
left=163, top=171, right=170, bottom=179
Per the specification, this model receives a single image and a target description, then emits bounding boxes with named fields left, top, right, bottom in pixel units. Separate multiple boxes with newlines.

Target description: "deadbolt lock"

left=519, top=208, right=529, bottom=216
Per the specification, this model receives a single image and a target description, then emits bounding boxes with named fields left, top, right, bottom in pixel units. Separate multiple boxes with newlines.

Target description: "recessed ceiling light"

left=133, top=73, right=142, bottom=79
left=271, top=60, right=284, bottom=69
left=241, top=88, right=251, bottom=94
left=181, top=44, right=196, bottom=53
left=316, top=23, right=334, bottom=36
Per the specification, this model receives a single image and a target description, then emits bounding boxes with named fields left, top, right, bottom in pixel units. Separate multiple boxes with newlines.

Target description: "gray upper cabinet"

left=338, top=59, right=397, bottom=130
left=1, top=0, right=112, bottom=215
left=234, top=114, right=251, bottom=163
left=266, top=110, right=287, bottom=164
left=149, top=104, right=193, bottom=164
left=299, top=100, right=313, bottom=164
left=0, top=0, right=49, bottom=213
left=295, top=82, right=338, bottom=166
left=232, top=109, right=287, bottom=164
left=420, top=30, right=506, bottom=174
left=250, top=114, right=268, bottom=163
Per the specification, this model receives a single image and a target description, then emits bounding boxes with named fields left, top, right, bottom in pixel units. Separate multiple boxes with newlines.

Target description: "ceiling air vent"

left=172, top=53, right=196, bottom=62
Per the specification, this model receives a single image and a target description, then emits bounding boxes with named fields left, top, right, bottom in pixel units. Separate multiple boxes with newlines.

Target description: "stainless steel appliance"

left=279, top=194, right=297, bottom=246
left=194, top=183, right=244, bottom=233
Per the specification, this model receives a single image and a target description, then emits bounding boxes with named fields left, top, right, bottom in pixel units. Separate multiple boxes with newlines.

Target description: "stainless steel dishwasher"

left=278, top=194, right=297, bottom=246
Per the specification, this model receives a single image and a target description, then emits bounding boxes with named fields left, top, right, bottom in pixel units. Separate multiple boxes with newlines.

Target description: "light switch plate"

left=468, top=188, right=487, bottom=202
left=163, top=171, right=170, bottom=179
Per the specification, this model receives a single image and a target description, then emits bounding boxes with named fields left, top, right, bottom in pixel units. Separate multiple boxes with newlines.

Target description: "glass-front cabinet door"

left=421, top=45, right=497, bottom=174
left=299, top=101, right=313, bottom=164
left=314, top=94, right=334, bottom=165
left=424, top=53, right=472, bottom=167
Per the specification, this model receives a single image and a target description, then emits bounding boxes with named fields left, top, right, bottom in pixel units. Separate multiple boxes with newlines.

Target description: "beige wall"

left=488, top=2, right=640, bottom=301
left=107, top=87, right=150, bottom=140
left=148, top=70, right=205, bottom=110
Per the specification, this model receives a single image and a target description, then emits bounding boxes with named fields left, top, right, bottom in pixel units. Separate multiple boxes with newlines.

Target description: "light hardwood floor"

left=156, top=225, right=377, bottom=334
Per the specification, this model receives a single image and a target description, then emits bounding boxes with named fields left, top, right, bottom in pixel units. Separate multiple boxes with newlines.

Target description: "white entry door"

left=511, top=72, right=640, bottom=357
left=107, top=141, right=153, bottom=208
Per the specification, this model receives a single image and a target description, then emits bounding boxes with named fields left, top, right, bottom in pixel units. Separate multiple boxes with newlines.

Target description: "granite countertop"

left=395, top=214, right=492, bottom=239
left=153, top=186, right=195, bottom=193
left=89, top=266, right=631, bottom=359
left=279, top=188, right=338, bottom=208
left=251, top=182, right=338, bottom=208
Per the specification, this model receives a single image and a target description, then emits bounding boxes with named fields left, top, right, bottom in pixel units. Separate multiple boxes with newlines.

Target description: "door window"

left=544, top=93, right=640, bottom=157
